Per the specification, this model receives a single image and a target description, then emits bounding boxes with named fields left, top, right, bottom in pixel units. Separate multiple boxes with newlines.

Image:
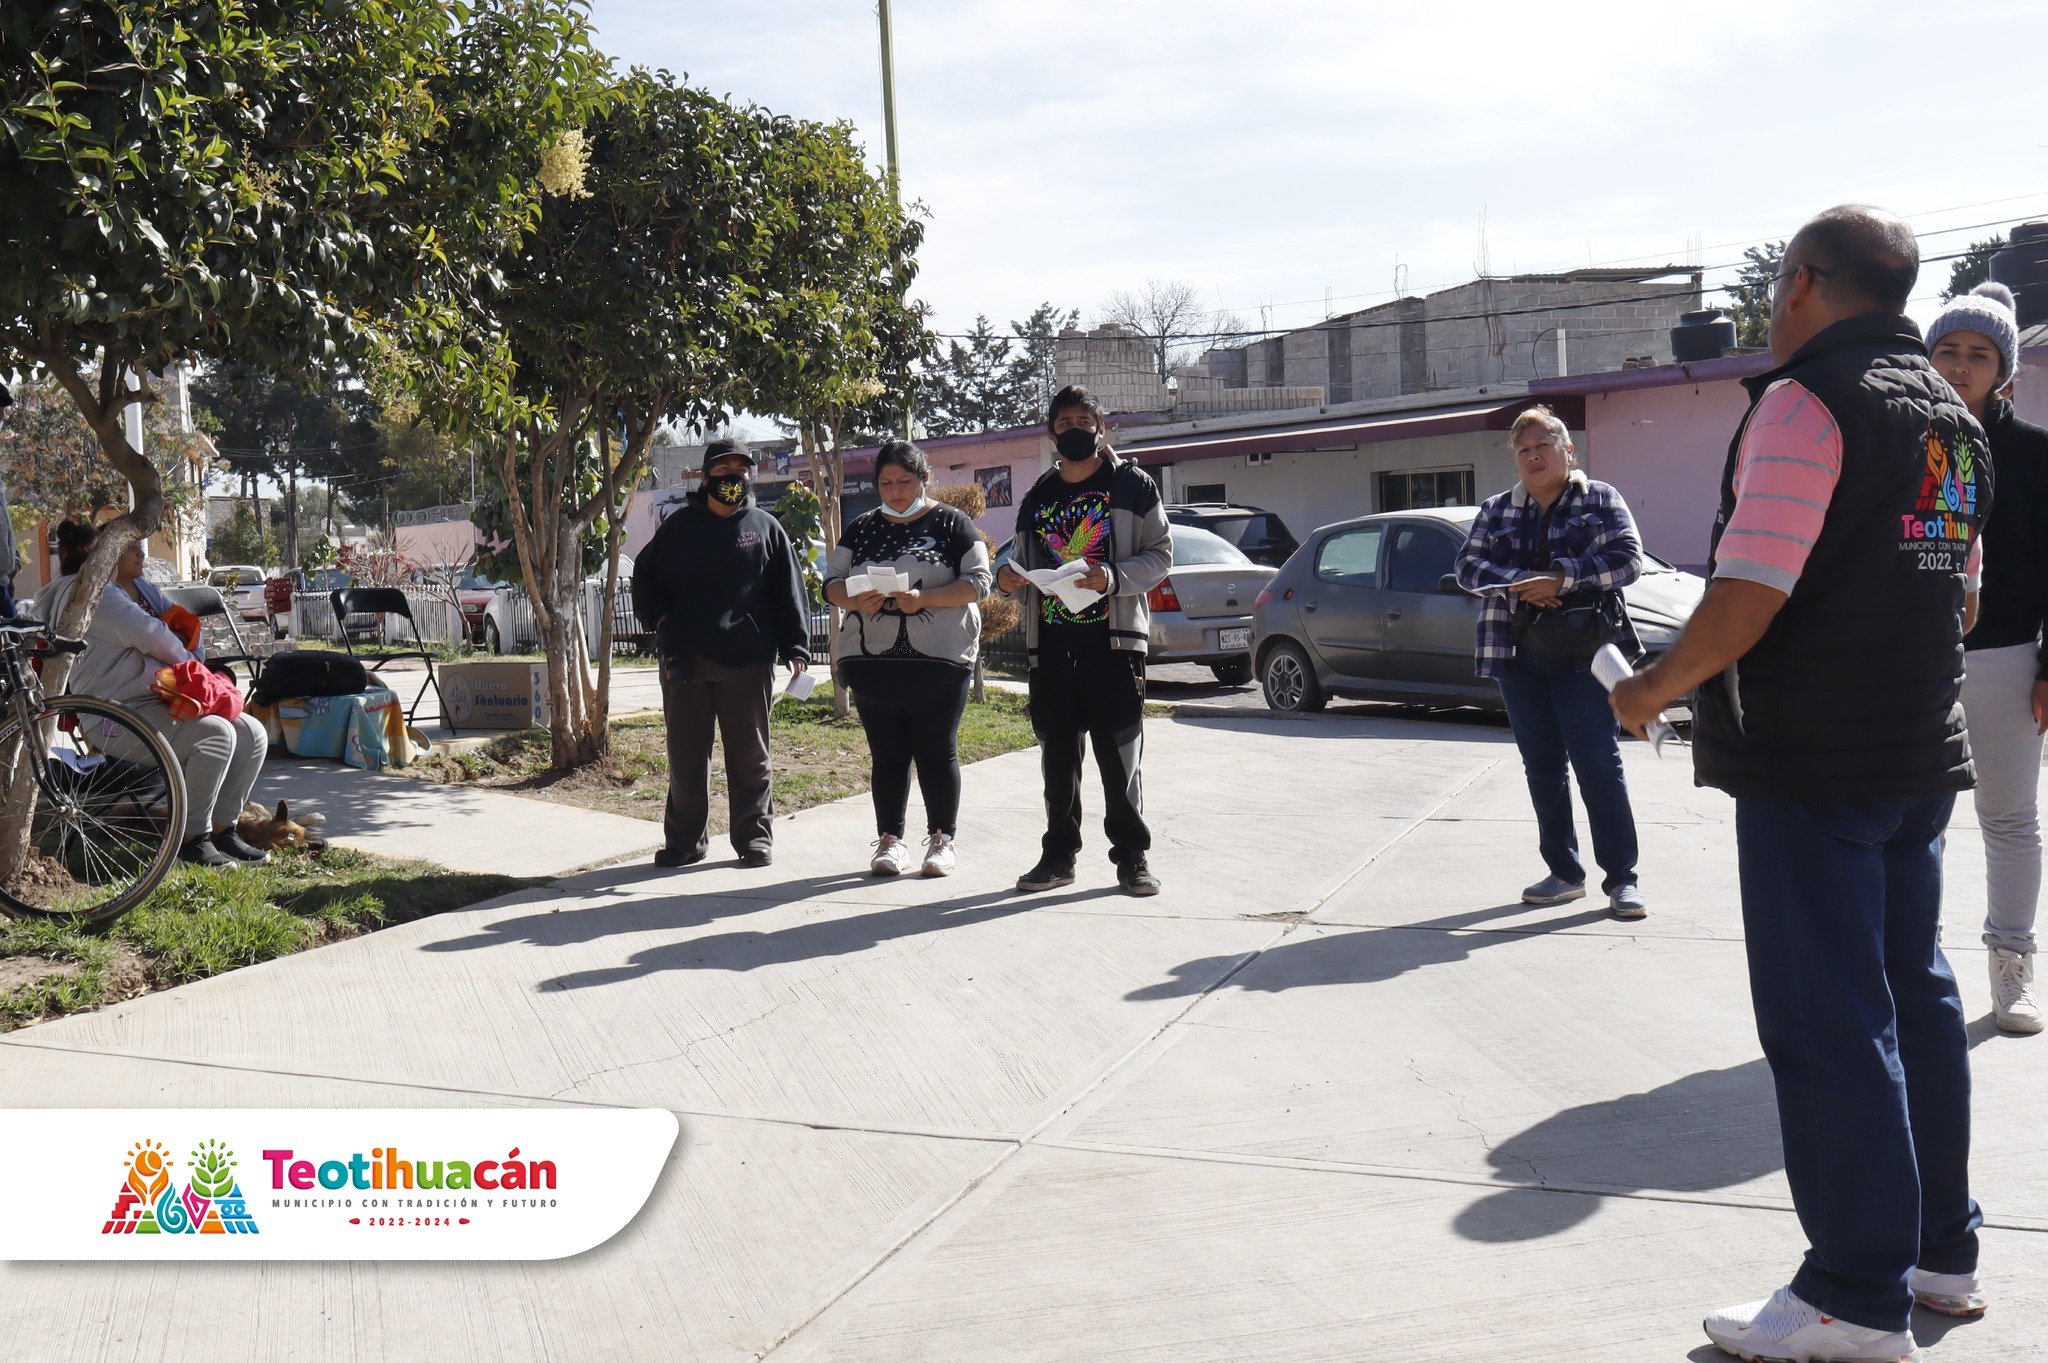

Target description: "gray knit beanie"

left=1927, top=281, right=2019, bottom=380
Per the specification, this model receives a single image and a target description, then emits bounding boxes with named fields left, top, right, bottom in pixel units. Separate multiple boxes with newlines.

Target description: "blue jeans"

left=1495, top=648, right=1638, bottom=892
left=1735, top=794, right=1981, bottom=1333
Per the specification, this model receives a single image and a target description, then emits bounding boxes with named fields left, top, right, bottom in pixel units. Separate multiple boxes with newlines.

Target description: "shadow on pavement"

left=533, top=884, right=1107, bottom=991
left=1123, top=900, right=1606, bottom=1002
left=1456, top=1015, right=2004, bottom=1243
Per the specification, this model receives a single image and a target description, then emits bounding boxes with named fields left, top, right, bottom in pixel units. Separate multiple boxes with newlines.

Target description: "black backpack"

left=251, top=652, right=369, bottom=706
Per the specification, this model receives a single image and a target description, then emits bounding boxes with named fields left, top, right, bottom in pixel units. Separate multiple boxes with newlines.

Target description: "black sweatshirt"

left=1967, top=399, right=2048, bottom=675
left=631, top=492, right=811, bottom=667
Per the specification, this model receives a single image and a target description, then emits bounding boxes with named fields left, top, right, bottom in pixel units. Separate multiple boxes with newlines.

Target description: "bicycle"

left=0, top=617, right=186, bottom=924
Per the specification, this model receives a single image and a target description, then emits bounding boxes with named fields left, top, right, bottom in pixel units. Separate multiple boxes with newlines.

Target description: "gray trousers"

left=659, top=653, right=775, bottom=858
left=98, top=700, right=269, bottom=841
left=1961, top=641, right=2042, bottom=954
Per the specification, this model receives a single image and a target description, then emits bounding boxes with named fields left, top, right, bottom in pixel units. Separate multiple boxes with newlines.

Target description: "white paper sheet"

left=1020, top=559, right=1103, bottom=612
left=774, top=668, right=818, bottom=706
left=1591, top=643, right=1673, bottom=755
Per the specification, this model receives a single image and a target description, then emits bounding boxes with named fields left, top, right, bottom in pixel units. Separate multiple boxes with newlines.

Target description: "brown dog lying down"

left=237, top=800, right=328, bottom=853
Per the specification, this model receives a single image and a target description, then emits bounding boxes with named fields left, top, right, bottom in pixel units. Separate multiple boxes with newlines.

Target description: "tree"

left=919, top=303, right=1077, bottom=436
left=731, top=115, right=934, bottom=719
left=0, top=0, right=597, bottom=669
left=1100, top=279, right=1237, bottom=380
left=1004, top=302, right=1079, bottom=423
left=0, top=374, right=207, bottom=524
left=191, top=363, right=377, bottom=567
left=211, top=502, right=278, bottom=568
left=1943, top=236, right=2006, bottom=302
left=1725, top=242, right=1785, bottom=349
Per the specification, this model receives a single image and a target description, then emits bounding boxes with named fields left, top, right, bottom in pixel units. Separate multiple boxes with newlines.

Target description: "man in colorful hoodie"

left=997, top=385, right=1173, bottom=896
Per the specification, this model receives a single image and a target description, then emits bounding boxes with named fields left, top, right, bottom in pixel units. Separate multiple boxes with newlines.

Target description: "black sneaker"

left=179, top=835, right=234, bottom=868
left=738, top=847, right=773, bottom=868
left=213, top=829, right=271, bottom=864
left=1016, top=856, right=1076, bottom=892
left=1117, top=856, right=1161, bottom=897
left=653, top=846, right=706, bottom=869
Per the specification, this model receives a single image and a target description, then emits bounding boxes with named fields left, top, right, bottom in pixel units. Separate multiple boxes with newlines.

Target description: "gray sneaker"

left=1522, top=874, right=1586, bottom=906
left=1609, top=884, right=1648, bottom=920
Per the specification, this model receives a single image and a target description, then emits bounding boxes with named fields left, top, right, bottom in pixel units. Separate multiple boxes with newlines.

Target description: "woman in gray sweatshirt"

left=823, top=441, right=992, bottom=878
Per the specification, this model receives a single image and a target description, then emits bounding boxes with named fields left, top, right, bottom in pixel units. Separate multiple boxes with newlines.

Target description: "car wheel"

left=1261, top=641, right=1325, bottom=713
left=484, top=619, right=503, bottom=655
left=1209, top=656, right=1254, bottom=686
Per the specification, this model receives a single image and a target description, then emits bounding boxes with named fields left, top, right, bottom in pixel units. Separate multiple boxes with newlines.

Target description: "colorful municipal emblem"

left=1917, top=427, right=1980, bottom=519
left=103, top=1138, right=260, bottom=1235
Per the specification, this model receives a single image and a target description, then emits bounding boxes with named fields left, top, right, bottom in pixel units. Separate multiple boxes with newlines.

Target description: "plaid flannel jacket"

left=1454, top=471, right=1644, bottom=679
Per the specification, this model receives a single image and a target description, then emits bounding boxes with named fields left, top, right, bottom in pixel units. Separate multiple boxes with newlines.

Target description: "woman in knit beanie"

left=1938, top=280, right=2048, bottom=1033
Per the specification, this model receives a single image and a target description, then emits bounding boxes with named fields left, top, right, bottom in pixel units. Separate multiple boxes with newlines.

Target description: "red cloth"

left=152, top=660, right=245, bottom=722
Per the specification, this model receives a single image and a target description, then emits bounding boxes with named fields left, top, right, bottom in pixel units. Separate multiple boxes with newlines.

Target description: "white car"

left=205, top=564, right=271, bottom=621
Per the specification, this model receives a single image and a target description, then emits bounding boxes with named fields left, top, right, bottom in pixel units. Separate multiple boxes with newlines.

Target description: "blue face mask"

left=879, top=495, right=930, bottom=520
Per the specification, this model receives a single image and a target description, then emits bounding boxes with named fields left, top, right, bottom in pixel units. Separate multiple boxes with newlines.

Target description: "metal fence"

left=290, top=586, right=465, bottom=648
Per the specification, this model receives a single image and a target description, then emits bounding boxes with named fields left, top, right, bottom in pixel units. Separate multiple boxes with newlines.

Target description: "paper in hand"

left=1021, top=559, right=1103, bottom=612
left=1591, top=643, right=1674, bottom=755
left=775, top=668, right=818, bottom=706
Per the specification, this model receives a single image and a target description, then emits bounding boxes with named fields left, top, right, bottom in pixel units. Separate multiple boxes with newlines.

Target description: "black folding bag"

left=250, top=652, right=369, bottom=705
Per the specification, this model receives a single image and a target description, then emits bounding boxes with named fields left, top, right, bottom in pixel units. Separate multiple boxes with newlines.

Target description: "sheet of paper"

left=773, top=668, right=818, bottom=706
left=868, top=566, right=911, bottom=595
left=1020, top=559, right=1103, bottom=612
left=1591, top=643, right=1673, bottom=755
left=842, top=573, right=873, bottom=596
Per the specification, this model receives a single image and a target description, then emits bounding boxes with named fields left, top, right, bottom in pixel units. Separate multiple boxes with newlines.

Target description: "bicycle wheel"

left=0, top=696, right=188, bottom=924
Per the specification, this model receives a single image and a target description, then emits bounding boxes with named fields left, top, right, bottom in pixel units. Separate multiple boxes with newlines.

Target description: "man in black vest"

left=1614, top=206, right=1988, bottom=1361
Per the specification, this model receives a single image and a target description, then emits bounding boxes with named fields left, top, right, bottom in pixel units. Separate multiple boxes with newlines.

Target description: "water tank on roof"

left=1990, top=222, right=2048, bottom=327
left=1670, top=308, right=1737, bottom=363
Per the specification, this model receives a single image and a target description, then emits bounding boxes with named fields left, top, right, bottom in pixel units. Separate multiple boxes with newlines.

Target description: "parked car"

left=455, top=571, right=505, bottom=644
left=1147, top=523, right=1276, bottom=684
left=205, top=564, right=271, bottom=621
left=1251, top=507, right=1705, bottom=713
left=1165, top=503, right=1300, bottom=568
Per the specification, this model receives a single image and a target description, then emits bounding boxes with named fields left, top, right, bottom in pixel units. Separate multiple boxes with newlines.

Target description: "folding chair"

left=161, top=585, right=265, bottom=689
left=330, top=588, right=452, bottom=732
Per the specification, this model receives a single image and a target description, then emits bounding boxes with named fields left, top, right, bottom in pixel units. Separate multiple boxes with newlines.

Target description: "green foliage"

left=211, top=503, right=278, bottom=568
left=1943, top=236, right=2006, bottom=303
left=299, top=533, right=337, bottom=572
left=188, top=1140, right=237, bottom=1199
left=921, top=304, right=1078, bottom=436
left=0, top=374, right=210, bottom=520
left=774, top=481, right=825, bottom=606
left=1726, top=242, right=1784, bottom=349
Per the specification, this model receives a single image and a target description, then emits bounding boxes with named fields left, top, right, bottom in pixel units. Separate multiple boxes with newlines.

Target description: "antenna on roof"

left=1394, top=261, right=1408, bottom=298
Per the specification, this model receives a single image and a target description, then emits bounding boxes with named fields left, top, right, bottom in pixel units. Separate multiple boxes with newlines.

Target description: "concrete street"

left=1, top=709, right=2043, bottom=1361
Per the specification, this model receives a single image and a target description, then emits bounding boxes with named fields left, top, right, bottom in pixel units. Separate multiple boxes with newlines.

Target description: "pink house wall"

left=1576, top=380, right=1754, bottom=573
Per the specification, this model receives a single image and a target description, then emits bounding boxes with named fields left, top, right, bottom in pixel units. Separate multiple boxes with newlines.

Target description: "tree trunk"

left=284, top=458, right=299, bottom=570
left=1, top=358, right=166, bottom=882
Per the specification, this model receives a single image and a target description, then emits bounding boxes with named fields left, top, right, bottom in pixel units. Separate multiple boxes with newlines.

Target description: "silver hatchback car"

left=1251, top=507, right=1704, bottom=711
left=1147, top=523, right=1279, bottom=685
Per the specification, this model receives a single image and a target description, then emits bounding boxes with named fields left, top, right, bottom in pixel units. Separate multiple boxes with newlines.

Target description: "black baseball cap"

left=701, top=438, right=755, bottom=470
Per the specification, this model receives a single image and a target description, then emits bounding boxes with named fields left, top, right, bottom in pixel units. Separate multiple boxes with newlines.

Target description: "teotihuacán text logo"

left=4, top=1109, right=678, bottom=1260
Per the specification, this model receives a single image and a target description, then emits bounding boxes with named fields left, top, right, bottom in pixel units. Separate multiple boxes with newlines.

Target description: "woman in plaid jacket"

left=1455, top=405, right=1646, bottom=919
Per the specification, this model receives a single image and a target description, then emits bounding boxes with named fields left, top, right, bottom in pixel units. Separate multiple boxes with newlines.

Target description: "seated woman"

left=36, top=523, right=270, bottom=868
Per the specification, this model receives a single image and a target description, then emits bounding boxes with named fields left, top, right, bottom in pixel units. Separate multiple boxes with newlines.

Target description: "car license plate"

left=1219, top=627, right=1251, bottom=651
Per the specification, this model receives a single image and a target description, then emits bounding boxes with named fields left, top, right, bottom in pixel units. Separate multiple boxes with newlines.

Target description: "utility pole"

left=877, top=0, right=913, bottom=440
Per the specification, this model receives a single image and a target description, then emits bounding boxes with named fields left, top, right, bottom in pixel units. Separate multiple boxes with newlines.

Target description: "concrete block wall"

left=1055, top=324, right=1172, bottom=413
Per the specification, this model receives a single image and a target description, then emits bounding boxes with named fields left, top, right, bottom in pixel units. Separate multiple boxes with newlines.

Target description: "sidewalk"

left=1, top=713, right=2042, bottom=1361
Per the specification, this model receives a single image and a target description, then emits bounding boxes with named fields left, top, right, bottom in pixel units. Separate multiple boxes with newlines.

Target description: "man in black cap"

left=632, top=438, right=812, bottom=868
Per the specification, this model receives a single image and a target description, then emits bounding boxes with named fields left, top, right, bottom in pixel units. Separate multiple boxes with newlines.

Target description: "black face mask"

left=707, top=476, right=749, bottom=507
left=1054, top=427, right=1099, bottom=462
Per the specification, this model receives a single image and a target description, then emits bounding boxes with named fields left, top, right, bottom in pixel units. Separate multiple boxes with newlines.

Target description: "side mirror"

left=1438, top=574, right=1468, bottom=595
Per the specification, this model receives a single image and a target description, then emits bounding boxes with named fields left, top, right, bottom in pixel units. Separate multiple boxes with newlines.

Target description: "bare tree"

left=1100, top=279, right=1220, bottom=381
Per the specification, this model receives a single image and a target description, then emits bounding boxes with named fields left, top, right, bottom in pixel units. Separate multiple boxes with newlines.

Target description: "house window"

left=1183, top=482, right=1227, bottom=503
left=1377, top=468, right=1475, bottom=512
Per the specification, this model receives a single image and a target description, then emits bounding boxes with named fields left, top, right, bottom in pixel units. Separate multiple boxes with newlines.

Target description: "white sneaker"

left=1989, top=949, right=2043, bottom=1034
left=1703, top=1286, right=1916, bottom=1361
left=870, top=835, right=915, bottom=877
left=921, top=832, right=956, bottom=877
left=1909, top=1266, right=1986, bottom=1319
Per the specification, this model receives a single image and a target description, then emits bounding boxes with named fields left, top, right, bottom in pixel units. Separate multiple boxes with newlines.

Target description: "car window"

left=1169, top=524, right=1251, bottom=566
left=238, top=568, right=263, bottom=586
left=1386, top=524, right=1460, bottom=594
left=1200, top=516, right=1251, bottom=545
left=1314, top=526, right=1384, bottom=588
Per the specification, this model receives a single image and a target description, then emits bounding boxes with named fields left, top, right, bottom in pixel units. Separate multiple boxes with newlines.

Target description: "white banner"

left=0, top=1108, right=678, bottom=1260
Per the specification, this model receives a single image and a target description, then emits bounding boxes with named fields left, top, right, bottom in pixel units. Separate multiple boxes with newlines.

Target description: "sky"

left=587, top=0, right=2048, bottom=348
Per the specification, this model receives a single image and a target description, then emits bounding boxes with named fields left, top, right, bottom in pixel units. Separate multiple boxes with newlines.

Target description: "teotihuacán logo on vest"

left=103, top=1137, right=562, bottom=1236
left=1901, top=426, right=1981, bottom=565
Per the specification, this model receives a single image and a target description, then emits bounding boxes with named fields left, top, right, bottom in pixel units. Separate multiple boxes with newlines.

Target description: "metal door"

left=1379, top=522, right=1482, bottom=686
left=1298, top=524, right=1388, bottom=679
